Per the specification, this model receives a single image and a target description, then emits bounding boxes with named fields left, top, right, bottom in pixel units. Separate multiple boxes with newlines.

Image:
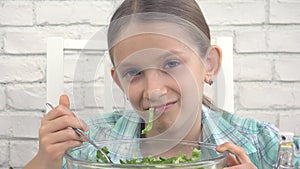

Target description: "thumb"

left=59, top=94, right=70, bottom=108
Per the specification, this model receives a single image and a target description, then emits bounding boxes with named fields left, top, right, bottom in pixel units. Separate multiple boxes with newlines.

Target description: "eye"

left=164, top=60, right=181, bottom=69
left=123, top=69, right=142, bottom=78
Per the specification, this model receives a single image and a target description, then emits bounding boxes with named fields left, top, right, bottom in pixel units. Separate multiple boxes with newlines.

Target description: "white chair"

left=211, top=37, right=234, bottom=112
left=46, top=37, right=114, bottom=113
left=46, top=36, right=234, bottom=113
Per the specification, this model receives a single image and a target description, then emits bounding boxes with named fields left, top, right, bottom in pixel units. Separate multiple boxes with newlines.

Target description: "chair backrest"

left=213, top=37, right=234, bottom=112
left=46, top=37, right=113, bottom=113
left=46, top=36, right=234, bottom=113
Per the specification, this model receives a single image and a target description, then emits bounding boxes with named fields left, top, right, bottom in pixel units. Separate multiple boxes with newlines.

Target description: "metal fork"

left=45, top=103, right=112, bottom=163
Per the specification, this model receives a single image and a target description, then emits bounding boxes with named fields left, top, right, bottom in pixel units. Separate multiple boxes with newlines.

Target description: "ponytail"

left=202, top=95, right=220, bottom=112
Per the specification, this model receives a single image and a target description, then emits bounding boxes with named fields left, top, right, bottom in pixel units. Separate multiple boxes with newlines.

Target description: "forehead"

left=112, top=33, right=196, bottom=65
left=113, top=34, right=189, bottom=67
left=115, top=34, right=182, bottom=57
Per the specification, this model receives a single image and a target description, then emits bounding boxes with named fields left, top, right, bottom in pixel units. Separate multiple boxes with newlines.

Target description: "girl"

left=25, top=0, right=299, bottom=169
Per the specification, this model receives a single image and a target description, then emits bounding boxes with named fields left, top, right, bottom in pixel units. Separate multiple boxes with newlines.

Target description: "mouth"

left=149, top=100, right=177, bottom=113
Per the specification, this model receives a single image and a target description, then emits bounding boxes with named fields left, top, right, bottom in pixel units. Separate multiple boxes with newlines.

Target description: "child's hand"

left=216, top=142, right=257, bottom=169
left=24, top=94, right=89, bottom=169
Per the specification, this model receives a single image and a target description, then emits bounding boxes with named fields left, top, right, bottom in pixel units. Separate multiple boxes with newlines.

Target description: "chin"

left=154, top=115, right=179, bottom=132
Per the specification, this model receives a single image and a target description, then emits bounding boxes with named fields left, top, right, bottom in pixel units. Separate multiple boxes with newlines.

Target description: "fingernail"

left=217, top=146, right=227, bottom=152
left=80, top=138, right=87, bottom=142
left=220, top=147, right=228, bottom=151
left=81, top=120, right=89, bottom=131
left=84, top=124, right=90, bottom=131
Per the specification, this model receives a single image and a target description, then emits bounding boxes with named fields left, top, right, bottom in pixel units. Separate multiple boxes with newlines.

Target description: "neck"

left=144, top=110, right=202, bottom=142
left=182, top=111, right=202, bottom=142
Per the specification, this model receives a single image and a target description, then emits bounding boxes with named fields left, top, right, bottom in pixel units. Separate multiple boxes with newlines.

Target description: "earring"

left=206, top=73, right=213, bottom=86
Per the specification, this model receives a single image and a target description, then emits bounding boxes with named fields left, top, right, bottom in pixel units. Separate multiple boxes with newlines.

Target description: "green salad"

left=96, top=108, right=202, bottom=166
left=96, top=147, right=201, bottom=165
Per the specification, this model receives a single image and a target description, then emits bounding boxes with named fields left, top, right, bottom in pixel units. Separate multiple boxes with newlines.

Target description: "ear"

left=204, top=45, right=222, bottom=84
left=111, top=67, right=124, bottom=91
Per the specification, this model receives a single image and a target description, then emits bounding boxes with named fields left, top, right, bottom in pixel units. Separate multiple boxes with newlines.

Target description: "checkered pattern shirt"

left=62, top=105, right=300, bottom=169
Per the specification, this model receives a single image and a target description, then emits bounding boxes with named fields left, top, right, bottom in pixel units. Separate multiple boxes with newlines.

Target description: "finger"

left=45, top=128, right=84, bottom=145
left=224, top=162, right=256, bottom=169
left=225, top=153, right=241, bottom=167
left=46, top=116, right=89, bottom=133
left=42, top=139, right=82, bottom=160
left=39, top=127, right=86, bottom=152
left=216, top=142, right=251, bottom=164
left=59, top=94, right=70, bottom=109
left=43, top=105, right=75, bottom=121
left=58, top=94, right=87, bottom=132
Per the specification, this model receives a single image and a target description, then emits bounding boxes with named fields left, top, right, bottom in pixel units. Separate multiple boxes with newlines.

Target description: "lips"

left=151, top=100, right=177, bottom=113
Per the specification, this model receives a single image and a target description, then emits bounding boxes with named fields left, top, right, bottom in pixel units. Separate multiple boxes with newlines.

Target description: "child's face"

left=111, top=33, right=206, bottom=135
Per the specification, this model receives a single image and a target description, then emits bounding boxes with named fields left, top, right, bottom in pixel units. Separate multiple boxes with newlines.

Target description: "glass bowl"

left=65, top=138, right=227, bottom=169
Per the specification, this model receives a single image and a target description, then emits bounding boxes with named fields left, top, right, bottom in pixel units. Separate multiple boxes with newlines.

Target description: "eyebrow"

left=157, top=48, right=187, bottom=61
left=167, top=48, right=189, bottom=62
left=115, top=48, right=186, bottom=69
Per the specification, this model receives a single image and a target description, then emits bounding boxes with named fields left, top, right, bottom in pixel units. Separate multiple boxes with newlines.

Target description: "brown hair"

left=107, top=0, right=219, bottom=111
left=109, top=0, right=210, bottom=38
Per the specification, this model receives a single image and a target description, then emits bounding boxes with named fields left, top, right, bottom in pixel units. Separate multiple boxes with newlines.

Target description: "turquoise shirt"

left=62, top=105, right=300, bottom=169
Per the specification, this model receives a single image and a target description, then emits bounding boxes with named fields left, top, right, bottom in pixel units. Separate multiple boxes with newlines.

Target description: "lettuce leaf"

left=96, top=147, right=201, bottom=165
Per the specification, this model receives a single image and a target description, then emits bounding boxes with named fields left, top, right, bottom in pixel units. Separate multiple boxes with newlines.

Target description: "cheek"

left=126, top=83, right=143, bottom=110
left=172, top=67, right=204, bottom=93
left=190, top=63, right=206, bottom=92
left=174, top=67, right=204, bottom=109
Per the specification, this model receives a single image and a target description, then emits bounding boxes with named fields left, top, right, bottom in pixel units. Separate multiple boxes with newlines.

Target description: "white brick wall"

left=274, top=55, right=300, bottom=81
left=235, top=110, right=278, bottom=126
left=237, top=30, right=268, bottom=53
left=238, top=82, right=300, bottom=109
left=0, top=112, right=41, bottom=138
left=0, top=0, right=299, bottom=168
left=36, top=1, right=113, bottom=25
left=7, top=84, right=46, bottom=110
left=237, top=29, right=300, bottom=53
left=64, top=55, right=105, bottom=82
left=64, top=83, right=85, bottom=110
left=0, top=86, right=5, bottom=110
left=279, top=111, right=300, bottom=136
left=0, top=141, right=9, bottom=167
left=234, top=55, right=272, bottom=81
left=10, top=140, right=38, bottom=168
left=4, top=32, right=47, bottom=54
left=268, top=30, right=300, bottom=53
left=0, top=2, right=33, bottom=26
left=270, top=0, right=300, bottom=24
left=0, top=57, right=45, bottom=83
left=200, top=1, right=266, bottom=25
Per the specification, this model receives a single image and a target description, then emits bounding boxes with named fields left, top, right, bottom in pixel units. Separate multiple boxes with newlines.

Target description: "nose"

left=143, top=69, right=167, bottom=102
